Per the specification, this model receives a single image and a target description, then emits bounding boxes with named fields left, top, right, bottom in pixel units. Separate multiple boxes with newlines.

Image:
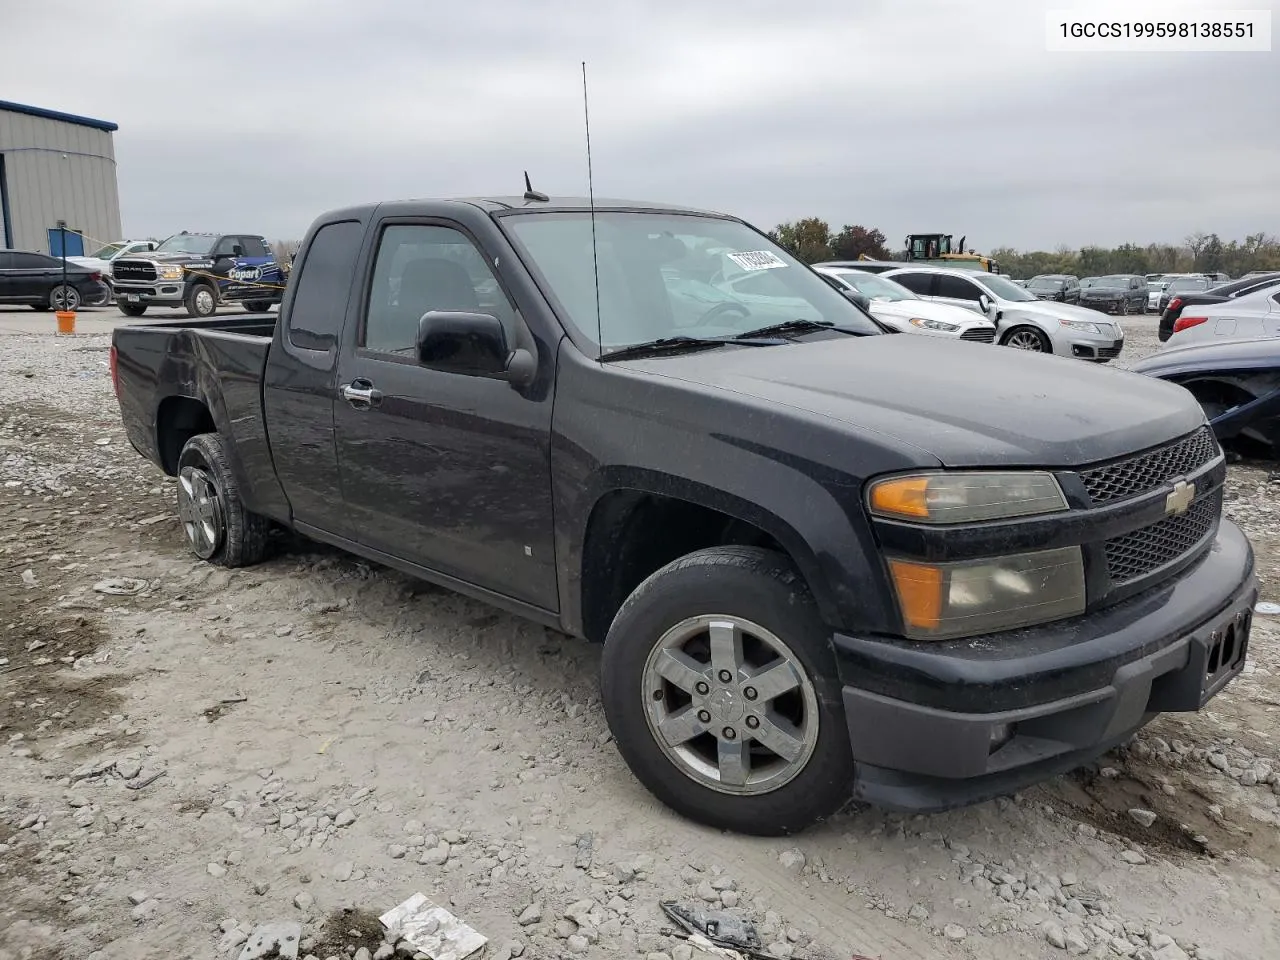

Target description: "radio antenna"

left=582, top=60, right=602, bottom=354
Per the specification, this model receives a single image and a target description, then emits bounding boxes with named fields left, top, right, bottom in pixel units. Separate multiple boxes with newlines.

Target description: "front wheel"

left=118, top=302, right=147, bottom=317
left=600, top=546, right=854, bottom=836
left=1002, top=325, right=1052, bottom=352
left=184, top=283, right=218, bottom=318
left=176, top=433, right=271, bottom=567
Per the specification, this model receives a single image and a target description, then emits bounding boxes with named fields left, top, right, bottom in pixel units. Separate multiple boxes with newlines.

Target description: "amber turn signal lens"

left=869, top=477, right=930, bottom=519
left=887, top=559, right=943, bottom=630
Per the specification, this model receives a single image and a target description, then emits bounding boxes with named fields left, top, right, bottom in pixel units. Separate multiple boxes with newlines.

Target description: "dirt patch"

left=1037, top=750, right=1280, bottom=865
left=311, top=907, right=387, bottom=957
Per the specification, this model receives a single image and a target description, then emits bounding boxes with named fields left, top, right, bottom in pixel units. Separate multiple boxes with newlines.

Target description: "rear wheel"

left=176, top=433, right=271, bottom=567
left=49, top=285, right=80, bottom=311
left=243, top=300, right=274, bottom=313
left=1002, top=325, right=1051, bottom=352
left=600, top=546, right=854, bottom=836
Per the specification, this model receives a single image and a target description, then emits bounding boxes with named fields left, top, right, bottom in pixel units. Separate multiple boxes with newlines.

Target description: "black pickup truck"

left=109, top=195, right=1257, bottom=835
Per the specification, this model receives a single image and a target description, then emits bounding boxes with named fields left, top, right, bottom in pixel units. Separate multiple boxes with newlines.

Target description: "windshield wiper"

left=598, top=335, right=780, bottom=363
left=733, top=318, right=866, bottom=340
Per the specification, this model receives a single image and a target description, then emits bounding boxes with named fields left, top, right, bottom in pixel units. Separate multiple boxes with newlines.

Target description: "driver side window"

left=362, top=224, right=517, bottom=356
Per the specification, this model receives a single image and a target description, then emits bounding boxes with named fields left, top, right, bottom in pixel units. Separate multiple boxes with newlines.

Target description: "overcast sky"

left=4, top=0, right=1276, bottom=251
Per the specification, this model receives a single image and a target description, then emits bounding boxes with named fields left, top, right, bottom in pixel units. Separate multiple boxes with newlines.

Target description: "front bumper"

left=837, top=519, right=1256, bottom=812
left=113, top=278, right=188, bottom=307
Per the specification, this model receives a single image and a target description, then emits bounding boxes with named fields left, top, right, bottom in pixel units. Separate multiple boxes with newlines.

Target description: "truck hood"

left=626, top=334, right=1203, bottom=467
left=118, top=251, right=216, bottom=266
left=1130, top=336, right=1280, bottom=376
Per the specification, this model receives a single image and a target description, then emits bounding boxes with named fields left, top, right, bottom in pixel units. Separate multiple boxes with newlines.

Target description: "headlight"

left=1059, top=319, right=1100, bottom=333
left=908, top=317, right=959, bottom=332
left=157, top=264, right=184, bottom=280
left=868, top=471, right=1068, bottom=524
left=887, top=547, right=1086, bottom=639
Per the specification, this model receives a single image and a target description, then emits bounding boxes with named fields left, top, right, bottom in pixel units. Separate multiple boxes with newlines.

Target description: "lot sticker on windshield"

left=727, top=250, right=788, bottom=272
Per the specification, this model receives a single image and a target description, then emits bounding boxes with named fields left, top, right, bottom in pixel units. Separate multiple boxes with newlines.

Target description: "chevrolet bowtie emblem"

left=1165, top=479, right=1196, bottom=516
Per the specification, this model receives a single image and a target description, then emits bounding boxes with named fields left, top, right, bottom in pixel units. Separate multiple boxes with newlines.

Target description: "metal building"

left=0, top=100, right=122, bottom=256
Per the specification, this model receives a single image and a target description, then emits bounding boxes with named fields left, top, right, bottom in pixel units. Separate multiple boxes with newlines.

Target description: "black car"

left=1078, top=274, right=1148, bottom=314
left=0, top=250, right=109, bottom=310
left=1132, top=337, right=1280, bottom=459
left=1026, top=274, right=1080, bottom=304
left=1158, top=272, right=1280, bottom=341
left=1157, top=276, right=1214, bottom=314
left=108, top=193, right=1256, bottom=835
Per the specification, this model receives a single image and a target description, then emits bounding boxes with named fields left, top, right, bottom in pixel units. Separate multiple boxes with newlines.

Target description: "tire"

left=118, top=303, right=147, bottom=317
left=600, top=545, right=854, bottom=836
left=176, top=433, right=271, bottom=568
left=1119, top=300, right=1130, bottom=316
left=49, top=285, right=80, bottom=311
left=1002, top=325, right=1052, bottom=352
left=184, top=283, right=218, bottom=318
left=243, top=300, right=274, bottom=313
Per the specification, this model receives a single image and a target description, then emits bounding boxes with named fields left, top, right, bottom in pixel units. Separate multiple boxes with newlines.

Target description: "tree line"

left=767, top=218, right=1280, bottom=279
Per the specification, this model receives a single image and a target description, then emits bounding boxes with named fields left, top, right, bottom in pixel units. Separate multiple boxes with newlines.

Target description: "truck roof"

left=329, top=196, right=736, bottom=219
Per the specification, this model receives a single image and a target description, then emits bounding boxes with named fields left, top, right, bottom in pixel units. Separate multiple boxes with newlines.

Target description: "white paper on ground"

left=379, top=892, right=487, bottom=960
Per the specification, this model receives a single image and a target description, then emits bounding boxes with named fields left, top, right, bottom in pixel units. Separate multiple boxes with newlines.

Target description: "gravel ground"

left=1, top=311, right=1277, bottom=960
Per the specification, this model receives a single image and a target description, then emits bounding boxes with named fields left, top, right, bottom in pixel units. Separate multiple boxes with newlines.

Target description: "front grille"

left=960, top=328, right=996, bottom=343
left=113, top=260, right=157, bottom=283
left=1104, top=487, right=1222, bottom=586
left=1098, top=345, right=1122, bottom=358
left=1078, top=426, right=1220, bottom=505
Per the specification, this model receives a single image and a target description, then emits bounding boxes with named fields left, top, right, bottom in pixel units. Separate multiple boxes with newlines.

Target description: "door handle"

left=340, top=379, right=383, bottom=408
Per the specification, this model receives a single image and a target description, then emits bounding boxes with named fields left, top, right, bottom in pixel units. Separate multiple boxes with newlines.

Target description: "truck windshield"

left=500, top=211, right=881, bottom=352
left=153, top=235, right=216, bottom=255
left=88, top=243, right=124, bottom=259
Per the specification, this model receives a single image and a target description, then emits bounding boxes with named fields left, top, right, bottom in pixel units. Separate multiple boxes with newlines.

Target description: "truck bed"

left=121, top=312, right=278, bottom=340
left=112, top=312, right=285, bottom=519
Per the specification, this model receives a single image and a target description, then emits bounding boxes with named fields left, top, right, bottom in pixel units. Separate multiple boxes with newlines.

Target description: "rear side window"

left=892, top=272, right=934, bottom=295
left=287, top=220, right=363, bottom=351
left=936, top=275, right=982, bottom=301
left=240, top=237, right=269, bottom=258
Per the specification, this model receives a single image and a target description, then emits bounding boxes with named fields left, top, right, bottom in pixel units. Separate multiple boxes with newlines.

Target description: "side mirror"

left=977, top=293, right=992, bottom=314
left=841, top=288, right=872, bottom=311
left=417, top=311, right=535, bottom=386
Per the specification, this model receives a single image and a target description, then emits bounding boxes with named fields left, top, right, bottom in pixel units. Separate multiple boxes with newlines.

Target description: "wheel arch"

left=571, top=470, right=843, bottom=645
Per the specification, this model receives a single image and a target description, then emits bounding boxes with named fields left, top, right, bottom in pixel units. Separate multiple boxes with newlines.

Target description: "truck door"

left=263, top=218, right=366, bottom=538
left=331, top=219, right=558, bottom=612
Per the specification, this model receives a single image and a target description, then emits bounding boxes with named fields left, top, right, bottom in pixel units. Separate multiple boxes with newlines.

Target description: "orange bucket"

left=56, top=310, right=76, bottom=335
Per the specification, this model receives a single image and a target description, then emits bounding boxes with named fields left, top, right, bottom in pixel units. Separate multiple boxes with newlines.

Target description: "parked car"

left=1146, top=279, right=1168, bottom=312
left=1078, top=275, right=1148, bottom=315
left=1158, top=276, right=1214, bottom=313
left=882, top=266, right=1124, bottom=360
left=1163, top=283, right=1280, bottom=347
left=1156, top=274, right=1279, bottom=339
left=1132, top=338, right=1280, bottom=459
left=1026, top=274, right=1081, bottom=304
left=110, top=194, right=1254, bottom=835
left=811, top=266, right=996, bottom=341
left=111, top=232, right=285, bottom=318
left=811, top=258, right=913, bottom=275
left=66, top=239, right=157, bottom=281
left=0, top=249, right=109, bottom=310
